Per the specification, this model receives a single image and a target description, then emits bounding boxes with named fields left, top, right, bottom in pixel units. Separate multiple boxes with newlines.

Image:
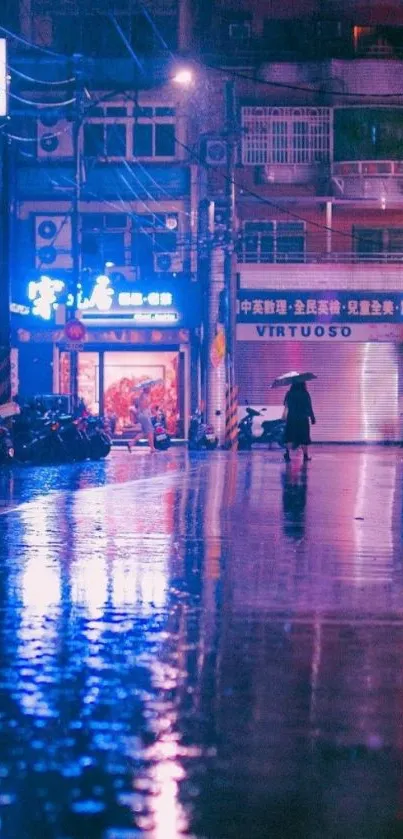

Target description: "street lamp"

left=172, top=67, right=194, bottom=88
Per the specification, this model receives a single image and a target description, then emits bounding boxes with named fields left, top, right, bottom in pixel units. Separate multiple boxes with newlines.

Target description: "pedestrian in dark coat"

left=283, top=381, right=316, bottom=462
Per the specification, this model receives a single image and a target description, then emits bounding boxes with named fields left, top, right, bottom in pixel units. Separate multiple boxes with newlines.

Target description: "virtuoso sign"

left=237, top=323, right=403, bottom=342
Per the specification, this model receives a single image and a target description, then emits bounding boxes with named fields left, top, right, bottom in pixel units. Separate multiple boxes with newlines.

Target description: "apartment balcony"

left=237, top=246, right=403, bottom=265
left=332, top=161, right=403, bottom=200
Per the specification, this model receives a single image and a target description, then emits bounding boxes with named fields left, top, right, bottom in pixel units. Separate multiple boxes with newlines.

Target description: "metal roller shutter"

left=236, top=341, right=402, bottom=443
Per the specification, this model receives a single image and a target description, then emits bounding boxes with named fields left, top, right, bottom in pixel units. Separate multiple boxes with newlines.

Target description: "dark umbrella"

left=270, top=371, right=317, bottom=389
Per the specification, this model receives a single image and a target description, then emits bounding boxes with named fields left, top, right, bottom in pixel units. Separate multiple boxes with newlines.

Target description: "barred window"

left=242, top=107, right=331, bottom=165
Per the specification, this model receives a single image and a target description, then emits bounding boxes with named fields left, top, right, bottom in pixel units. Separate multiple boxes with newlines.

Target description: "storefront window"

left=59, top=352, right=100, bottom=415
left=103, top=351, right=179, bottom=435
left=59, top=349, right=180, bottom=433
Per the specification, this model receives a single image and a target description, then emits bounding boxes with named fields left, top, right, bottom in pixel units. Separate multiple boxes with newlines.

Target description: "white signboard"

left=0, top=40, right=7, bottom=117
left=237, top=323, right=403, bottom=342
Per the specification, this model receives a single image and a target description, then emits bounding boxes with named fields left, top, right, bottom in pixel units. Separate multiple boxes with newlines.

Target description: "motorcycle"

left=13, top=414, right=69, bottom=464
left=238, top=405, right=285, bottom=451
left=80, top=416, right=112, bottom=460
left=0, top=402, right=19, bottom=464
left=188, top=409, right=218, bottom=451
left=0, top=425, right=14, bottom=463
left=152, top=408, right=171, bottom=451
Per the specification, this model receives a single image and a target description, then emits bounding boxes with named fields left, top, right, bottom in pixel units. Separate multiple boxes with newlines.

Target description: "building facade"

left=6, top=0, right=200, bottom=437
left=4, top=0, right=403, bottom=441
left=199, top=0, right=403, bottom=442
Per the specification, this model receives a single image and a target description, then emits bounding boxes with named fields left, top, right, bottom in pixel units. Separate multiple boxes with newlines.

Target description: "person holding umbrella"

left=271, top=372, right=317, bottom=463
left=127, top=379, right=162, bottom=453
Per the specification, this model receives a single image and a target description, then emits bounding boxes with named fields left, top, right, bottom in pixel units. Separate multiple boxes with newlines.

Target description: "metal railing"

left=237, top=248, right=403, bottom=264
left=332, top=160, right=403, bottom=176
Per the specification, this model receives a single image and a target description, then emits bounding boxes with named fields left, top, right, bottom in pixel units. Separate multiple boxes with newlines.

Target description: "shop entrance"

left=60, top=349, right=184, bottom=436
left=237, top=340, right=403, bottom=443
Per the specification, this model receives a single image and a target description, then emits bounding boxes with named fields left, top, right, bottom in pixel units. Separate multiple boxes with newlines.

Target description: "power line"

left=174, top=134, right=364, bottom=245
left=108, top=15, right=144, bottom=74
left=198, top=58, right=403, bottom=100
left=9, top=66, right=75, bottom=86
left=10, top=92, right=76, bottom=108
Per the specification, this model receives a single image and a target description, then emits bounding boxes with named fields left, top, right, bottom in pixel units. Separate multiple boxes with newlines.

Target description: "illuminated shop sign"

left=27, top=275, right=175, bottom=321
left=28, top=276, right=64, bottom=320
left=238, top=291, right=403, bottom=323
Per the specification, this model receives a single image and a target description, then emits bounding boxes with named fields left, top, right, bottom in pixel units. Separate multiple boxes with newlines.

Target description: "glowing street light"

left=172, top=67, right=194, bottom=88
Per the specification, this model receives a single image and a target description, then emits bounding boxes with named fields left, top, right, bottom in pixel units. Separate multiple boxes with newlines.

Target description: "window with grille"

left=239, top=221, right=305, bottom=263
left=242, top=107, right=331, bottom=166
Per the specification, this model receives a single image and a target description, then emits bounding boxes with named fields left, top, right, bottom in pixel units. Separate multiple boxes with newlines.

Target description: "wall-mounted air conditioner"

left=37, top=111, right=73, bottom=158
left=35, top=215, right=73, bottom=269
left=153, top=252, right=183, bottom=273
left=204, top=139, right=228, bottom=166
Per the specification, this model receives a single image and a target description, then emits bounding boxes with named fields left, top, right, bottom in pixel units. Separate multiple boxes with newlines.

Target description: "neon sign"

left=87, top=274, right=114, bottom=311
left=28, top=276, right=64, bottom=320
left=118, top=292, right=173, bottom=307
left=27, top=275, right=176, bottom=319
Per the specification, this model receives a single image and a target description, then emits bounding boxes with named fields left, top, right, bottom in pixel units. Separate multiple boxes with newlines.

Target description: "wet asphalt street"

left=0, top=447, right=403, bottom=839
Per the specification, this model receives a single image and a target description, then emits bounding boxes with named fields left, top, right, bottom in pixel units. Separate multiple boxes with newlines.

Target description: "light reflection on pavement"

left=0, top=447, right=401, bottom=838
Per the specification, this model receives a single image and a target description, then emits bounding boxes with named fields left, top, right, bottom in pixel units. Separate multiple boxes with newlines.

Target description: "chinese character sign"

left=237, top=292, right=403, bottom=323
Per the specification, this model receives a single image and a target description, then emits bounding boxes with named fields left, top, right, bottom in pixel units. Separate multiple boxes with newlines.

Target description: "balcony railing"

left=333, top=161, right=403, bottom=177
left=237, top=248, right=403, bottom=264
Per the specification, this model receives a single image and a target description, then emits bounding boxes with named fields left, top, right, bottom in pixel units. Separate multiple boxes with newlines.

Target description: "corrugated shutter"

left=237, top=341, right=402, bottom=442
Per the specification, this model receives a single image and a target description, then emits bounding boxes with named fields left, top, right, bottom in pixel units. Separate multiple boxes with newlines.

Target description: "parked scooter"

left=0, top=402, right=19, bottom=464
left=13, top=413, right=69, bottom=464
left=238, top=405, right=285, bottom=451
left=0, top=425, right=14, bottom=463
left=238, top=406, right=261, bottom=450
left=188, top=409, right=218, bottom=450
left=12, top=398, right=112, bottom=463
left=77, top=415, right=112, bottom=460
left=152, top=407, right=171, bottom=450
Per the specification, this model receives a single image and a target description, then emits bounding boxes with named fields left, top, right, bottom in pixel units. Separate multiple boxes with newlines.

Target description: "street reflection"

left=0, top=450, right=401, bottom=838
left=282, top=460, right=308, bottom=541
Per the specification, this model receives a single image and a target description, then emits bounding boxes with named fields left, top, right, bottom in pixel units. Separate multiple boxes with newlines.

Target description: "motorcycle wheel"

left=44, top=435, right=69, bottom=464
left=13, top=432, right=34, bottom=464
left=72, top=434, right=90, bottom=461
left=238, top=437, right=252, bottom=451
left=89, top=434, right=111, bottom=460
left=155, top=437, right=171, bottom=451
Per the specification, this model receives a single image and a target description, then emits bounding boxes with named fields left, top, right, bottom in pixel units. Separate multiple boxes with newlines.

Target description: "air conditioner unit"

left=109, top=266, right=139, bottom=284
left=153, top=252, right=183, bottom=273
left=205, top=139, right=227, bottom=166
left=35, top=215, right=73, bottom=269
left=37, top=112, right=73, bottom=158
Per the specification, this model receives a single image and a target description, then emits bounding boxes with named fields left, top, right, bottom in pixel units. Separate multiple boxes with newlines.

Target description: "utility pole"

left=69, top=54, right=84, bottom=412
left=224, top=80, right=237, bottom=397
left=205, top=79, right=238, bottom=446
left=0, top=134, right=12, bottom=406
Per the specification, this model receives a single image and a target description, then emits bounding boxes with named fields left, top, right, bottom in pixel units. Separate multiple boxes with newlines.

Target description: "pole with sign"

left=69, top=55, right=84, bottom=412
